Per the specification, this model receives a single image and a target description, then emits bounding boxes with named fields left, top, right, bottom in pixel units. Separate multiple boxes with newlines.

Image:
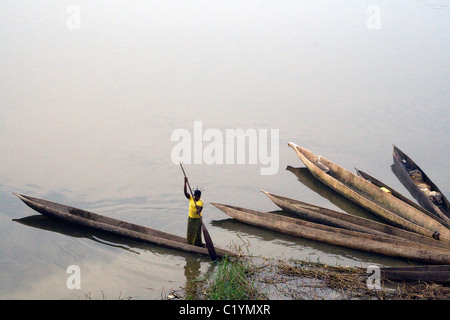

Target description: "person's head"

left=193, top=189, right=201, bottom=201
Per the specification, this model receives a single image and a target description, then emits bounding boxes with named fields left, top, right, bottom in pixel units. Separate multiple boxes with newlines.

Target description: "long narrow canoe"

left=392, top=145, right=450, bottom=222
left=261, top=190, right=450, bottom=251
left=287, top=142, right=450, bottom=242
left=356, top=169, right=450, bottom=229
left=14, top=193, right=233, bottom=258
left=262, top=190, right=412, bottom=242
left=286, top=166, right=380, bottom=221
left=379, top=264, right=450, bottom=284
left=211, top=203, right=450, bottom=264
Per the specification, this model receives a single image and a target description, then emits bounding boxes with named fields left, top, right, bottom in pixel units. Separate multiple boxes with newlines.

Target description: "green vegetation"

left=175, top=256, right=449, bottom=300
left=188, top=255, right=268, bottom=300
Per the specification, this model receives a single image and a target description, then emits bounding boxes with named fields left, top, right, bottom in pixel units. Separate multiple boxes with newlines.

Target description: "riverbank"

left=169, top=255, right=449, bottom=300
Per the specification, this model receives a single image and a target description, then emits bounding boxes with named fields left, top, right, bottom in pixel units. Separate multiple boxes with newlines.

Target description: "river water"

left=0, top=1, right=448, bottom=299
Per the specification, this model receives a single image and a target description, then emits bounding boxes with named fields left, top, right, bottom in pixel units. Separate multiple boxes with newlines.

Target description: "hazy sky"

left=1, top=1, right=449, bottom=196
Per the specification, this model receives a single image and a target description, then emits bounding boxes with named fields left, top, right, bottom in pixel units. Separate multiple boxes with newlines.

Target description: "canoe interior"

left=392, top=146, right=450, bottom=219
left=393, top=146, right=442, bottom=194
left=291, top=145, right=391, bottom=203
left=356, top=169, right=450, bottom=228
left=290, top=145, right=407, bottom=218
left=356, top=169, right=422, bottom=212
left=288, top=143, right=450, bottom=241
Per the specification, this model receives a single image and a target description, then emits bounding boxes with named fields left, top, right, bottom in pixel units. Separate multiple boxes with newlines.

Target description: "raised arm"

left=183, top=177, right=191, bottom=199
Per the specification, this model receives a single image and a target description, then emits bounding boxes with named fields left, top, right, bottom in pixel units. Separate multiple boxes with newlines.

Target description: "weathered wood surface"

left=392, top=145, right=450, bottom=223
left=212, top=202, right=450, bottom=264
left=379, top=264, right=450, bottom=284
left=14, top=193, right=234, bottom=258
left=356, top=168, right=450, bottom=228
left=287, top=142, right=450, bottom=242
left=262, top=190, right=450, bottom=251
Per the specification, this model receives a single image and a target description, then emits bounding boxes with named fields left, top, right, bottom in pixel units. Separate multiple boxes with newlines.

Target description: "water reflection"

left=13, top=215, right=140, bottom=254
left=12, top=214, right=139, bottom=254
left=13, top=214, right=212, bottom=261
left=183, top=256, right=202, bottom=298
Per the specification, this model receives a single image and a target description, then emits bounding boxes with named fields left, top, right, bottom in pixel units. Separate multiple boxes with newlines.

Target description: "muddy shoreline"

left=172, top=256, right=449, bottom=300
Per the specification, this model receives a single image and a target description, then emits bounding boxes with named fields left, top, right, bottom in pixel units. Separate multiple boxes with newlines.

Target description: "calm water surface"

left=0, top=1, right=449, bottom=299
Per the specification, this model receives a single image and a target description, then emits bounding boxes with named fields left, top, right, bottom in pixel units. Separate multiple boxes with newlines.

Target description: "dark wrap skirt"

left=187, top=217, right=203, bottom=246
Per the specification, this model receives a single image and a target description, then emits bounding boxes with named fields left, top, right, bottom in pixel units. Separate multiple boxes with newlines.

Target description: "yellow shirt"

left=188, top=195, right=203, bottom=218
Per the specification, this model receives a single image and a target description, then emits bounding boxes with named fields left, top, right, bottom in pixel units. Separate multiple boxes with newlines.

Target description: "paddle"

left=180, top=162, right=217, bottom=261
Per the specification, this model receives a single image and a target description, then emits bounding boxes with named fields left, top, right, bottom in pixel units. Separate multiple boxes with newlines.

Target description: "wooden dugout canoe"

left=261, top=190, right=391, bottom=238
left=14, top=193, right=233, bottom=258
left=392, top=145, right=450, bottom=222
left=379, top=264, right=450, bottom=284
left=286, top=166, right=380, bottom=221
left=261, top=190, right=450, bottom=251
left=211, top=203, right=450, bottom=264
left=287, top=142, right=450, bottom=242
left=356, top=168, right=450, bottom=229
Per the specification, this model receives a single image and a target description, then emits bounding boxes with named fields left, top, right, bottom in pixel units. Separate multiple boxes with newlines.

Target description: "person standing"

left=184, top=177, right=203, bottom=246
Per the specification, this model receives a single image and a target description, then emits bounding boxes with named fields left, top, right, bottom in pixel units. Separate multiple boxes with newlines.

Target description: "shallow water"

left=0, top=1, right=448, bottom=299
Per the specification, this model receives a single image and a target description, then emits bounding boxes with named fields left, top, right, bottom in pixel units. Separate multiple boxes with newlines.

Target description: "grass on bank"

left=177, top=255, right=449, bottom=300
left=186, top=255, right=268, bottom=300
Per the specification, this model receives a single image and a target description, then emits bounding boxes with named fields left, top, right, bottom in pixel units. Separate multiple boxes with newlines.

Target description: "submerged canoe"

left=392, top=145, right=450, bottom=222
left=379, top=264, right=450, bottom=284
left=211, top=203, right=450, bottom=264
left=261, top=190, right=450, bottom=251
left=287, top=142, right=450, bottom=242
left=14, top=193, right=233, bottom=258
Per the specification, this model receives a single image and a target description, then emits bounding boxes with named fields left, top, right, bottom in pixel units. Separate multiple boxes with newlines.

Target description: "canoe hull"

left=356, top=169, right=450, bottom=228
left=262, top=190, right=450, bottom=251
left=14, top=193, right=233, bottom=258
left=287, top=142, right=450, bottom=241
left=392, top=145, right=450, bottom=222
left=212, top=202, right=450, bottom=264
left=379, top=265, right=450, bottom=284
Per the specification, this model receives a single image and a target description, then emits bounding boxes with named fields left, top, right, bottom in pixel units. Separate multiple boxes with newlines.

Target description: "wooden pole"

left=180, top=162, right=217, bottom=261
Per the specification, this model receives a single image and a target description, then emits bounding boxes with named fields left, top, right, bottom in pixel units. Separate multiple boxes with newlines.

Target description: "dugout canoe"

left=261, top=189, right=392, bottom=238
left=392, top=145, right=450, bottom=222
left=287, top=142, right=450, bottom=242
left=14, top=193, right=233, bottom=258
left=286, top=166, right=380, bottom=221
left=356, top=168, right=450, bottom=228
left=211, top=203, right=450, bottom=264
left=379, top=264, right=450, bottom=284
left=261, top=190, right=450, bottom=251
